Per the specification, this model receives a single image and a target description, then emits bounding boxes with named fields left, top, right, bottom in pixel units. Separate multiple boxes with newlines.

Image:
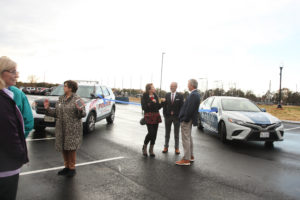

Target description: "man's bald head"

left=170, top=82, right=178, bottom=93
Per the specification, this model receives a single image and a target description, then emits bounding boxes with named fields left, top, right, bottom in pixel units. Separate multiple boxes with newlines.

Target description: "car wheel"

left=84, top=112, right=96, bottom=133
left=265, top=141, right=274, bottom=149
left=106, top=107, right=115, bottom=124
left=34, top=125, right=46, bottom=132
left=219, top=121, right=228, bottom=143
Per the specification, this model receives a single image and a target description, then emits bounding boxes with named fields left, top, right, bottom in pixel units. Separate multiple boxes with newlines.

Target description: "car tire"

left=219, top=121, right=228, bottom=143
left=84, top=112, right=96, bottom=134
left=265, top=141, right=274, bottom=149
left=106, top=107, right=115, bottom=124
left=34, top=125, right=46, bottom=132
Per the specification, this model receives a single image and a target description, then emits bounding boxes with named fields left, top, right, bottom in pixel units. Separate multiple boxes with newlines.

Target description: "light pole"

left=277, top=66, right=283, bottom=108
left=159, top=52, right=165, bottom=97
left=199, top=78, right=208, bottom=100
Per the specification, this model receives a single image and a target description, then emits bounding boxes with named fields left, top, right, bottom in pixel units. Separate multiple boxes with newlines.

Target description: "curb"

left=282, top=120, right=300, bottom=125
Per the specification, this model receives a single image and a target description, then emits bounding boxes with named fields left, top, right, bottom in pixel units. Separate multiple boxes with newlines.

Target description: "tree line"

left=17, top=81, right=300, bottom=105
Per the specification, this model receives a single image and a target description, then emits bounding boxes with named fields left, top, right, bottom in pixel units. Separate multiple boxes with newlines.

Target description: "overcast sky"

left=0, top=0, right=299, bottom=95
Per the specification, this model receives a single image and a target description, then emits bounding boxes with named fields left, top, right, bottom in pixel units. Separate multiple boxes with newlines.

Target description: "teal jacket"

left=9, top=86, right=34, bottom=138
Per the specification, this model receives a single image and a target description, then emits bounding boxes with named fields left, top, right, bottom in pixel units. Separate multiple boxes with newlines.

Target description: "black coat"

left=0, top=90, right=29, bottom=172
left=162, top=92, right=184, bottom=117
left=179, top=90, right=201, bottom=126
left=141, top=93, right=162, bottom=113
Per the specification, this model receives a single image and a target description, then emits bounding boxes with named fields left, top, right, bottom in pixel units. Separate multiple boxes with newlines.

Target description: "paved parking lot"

left=19, top=102, right=300, bottom=200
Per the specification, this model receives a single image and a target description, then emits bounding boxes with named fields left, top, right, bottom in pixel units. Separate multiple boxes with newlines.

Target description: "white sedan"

left=198, top=96, right=284, bottom=147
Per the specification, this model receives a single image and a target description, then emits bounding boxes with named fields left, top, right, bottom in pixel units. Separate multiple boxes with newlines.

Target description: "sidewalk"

left=282, top=120, right=300, bottom=125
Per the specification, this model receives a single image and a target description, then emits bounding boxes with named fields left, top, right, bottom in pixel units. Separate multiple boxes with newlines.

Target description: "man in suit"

left=176, top=79, right=201, bottom=166
left=161, top=82, right=184, bottom=154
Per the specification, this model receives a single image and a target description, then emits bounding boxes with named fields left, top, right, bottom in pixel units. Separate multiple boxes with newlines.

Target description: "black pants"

left=144, top=124, right=159, bottom=145
left=0, top=174, right=19, bottom=200
left=164, top=116, right=180, bottom=149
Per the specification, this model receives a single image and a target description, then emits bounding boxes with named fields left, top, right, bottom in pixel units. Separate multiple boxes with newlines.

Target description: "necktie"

left=171, top=93, right=174, bottom=104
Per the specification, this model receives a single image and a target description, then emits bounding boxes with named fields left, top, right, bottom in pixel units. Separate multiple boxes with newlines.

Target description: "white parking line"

left=284, top=127, right=300, bottom=131
left=20, top=156, right=125, bottom=176
left=26, top=137, right=56, bottom=142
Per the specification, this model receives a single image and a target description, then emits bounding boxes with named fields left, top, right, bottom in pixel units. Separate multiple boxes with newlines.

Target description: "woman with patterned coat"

left=44, top=80, right=86, bottom=177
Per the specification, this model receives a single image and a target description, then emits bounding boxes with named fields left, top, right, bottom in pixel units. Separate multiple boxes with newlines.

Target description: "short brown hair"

left=145, top=83, right=153, bottom=94
left=64, top=80, right=78, bottom=93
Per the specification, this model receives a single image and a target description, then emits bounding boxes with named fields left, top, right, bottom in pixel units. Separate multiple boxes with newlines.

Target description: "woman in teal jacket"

left=9, top=86, right=34, bottom=138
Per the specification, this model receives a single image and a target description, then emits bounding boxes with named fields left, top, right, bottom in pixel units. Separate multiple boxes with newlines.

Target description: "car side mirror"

left=90, top=93, right=97, bottom=99
left=261, top=108, right=266, bottom=112
left=211, top=107, right=218, bottom=113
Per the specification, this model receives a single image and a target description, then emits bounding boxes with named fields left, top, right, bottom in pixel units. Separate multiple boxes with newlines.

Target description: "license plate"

left=260, top=132, right=269, bottom=138
left=44, top=116, right=55, bottom=122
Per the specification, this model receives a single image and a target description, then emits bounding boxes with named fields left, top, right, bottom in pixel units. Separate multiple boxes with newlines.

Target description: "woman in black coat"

left=141, top=83, right=163, bottom=157
left=0, top=56, right=28, bottom=200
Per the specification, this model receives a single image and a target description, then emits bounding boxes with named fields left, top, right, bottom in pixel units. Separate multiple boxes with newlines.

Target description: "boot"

left=162, top=147, right=168, bottom=153
left=142, top=144, right=148, bottom=157
left=149, top=145, right=155, bottom=157
left=58, top=168, right=69, bottom=176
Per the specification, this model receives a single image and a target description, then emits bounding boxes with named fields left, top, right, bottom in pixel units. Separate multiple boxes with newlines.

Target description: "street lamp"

left=277, top=66, right=283, bottom=108
left=199, top=78, right=208, bottom=100
left=159, top=52, right=165, bottom=97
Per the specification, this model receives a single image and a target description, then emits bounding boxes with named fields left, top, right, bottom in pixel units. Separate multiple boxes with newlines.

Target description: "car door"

left=210, top=98, right=219, bottom=132
left=101, top=86, right=113, bottom=115
left=94, top=86, right=105, bottom=119
left=201, top=97, right=214, bottom=128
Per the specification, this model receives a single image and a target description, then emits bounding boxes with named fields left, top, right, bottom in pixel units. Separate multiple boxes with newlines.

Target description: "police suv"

left=31, top=81, right=116, bottom=133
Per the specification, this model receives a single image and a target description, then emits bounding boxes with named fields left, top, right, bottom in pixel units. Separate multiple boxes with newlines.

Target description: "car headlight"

left=228, top=118, right=246, bottom=126
left=31, top=102, right=37, bottom=111
left=274, top=121, right=282, bottom=128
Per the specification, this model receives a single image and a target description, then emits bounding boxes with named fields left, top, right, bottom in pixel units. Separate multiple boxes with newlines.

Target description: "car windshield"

left=50, top=85, right=95, bottom=98
left=221, top=99, right=261, bottom=112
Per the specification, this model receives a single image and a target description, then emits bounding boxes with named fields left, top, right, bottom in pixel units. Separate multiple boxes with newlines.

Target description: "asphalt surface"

left=18, top=99, right=300, bottom=200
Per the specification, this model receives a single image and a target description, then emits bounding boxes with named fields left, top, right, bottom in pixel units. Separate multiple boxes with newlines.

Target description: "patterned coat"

left=46, top=93, right=86, bottom=152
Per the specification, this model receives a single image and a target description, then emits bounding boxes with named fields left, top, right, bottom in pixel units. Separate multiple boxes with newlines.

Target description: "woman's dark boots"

left=149, top=145, right=155, bottom=157
left=142, top=144, right=148, bottom=157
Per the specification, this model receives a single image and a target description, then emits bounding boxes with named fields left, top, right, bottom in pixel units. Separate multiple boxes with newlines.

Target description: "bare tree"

left=27, top=75, right=39, bottom=84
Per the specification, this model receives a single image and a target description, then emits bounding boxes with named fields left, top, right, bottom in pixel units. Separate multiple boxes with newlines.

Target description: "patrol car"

left=198, top=96, right=284, bottom=147
left=31, top=81, right=116, bottom=133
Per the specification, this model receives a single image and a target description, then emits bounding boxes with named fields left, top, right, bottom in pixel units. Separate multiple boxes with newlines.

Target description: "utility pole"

left=199, top=78, right=208, bottom=100
left=268, top=80, right=272, bottom=103
left=140, top=75, right=142, bottom=91
left=277, top=66, right=283, bottom=108
left=159, top=52, right=165, bottom=97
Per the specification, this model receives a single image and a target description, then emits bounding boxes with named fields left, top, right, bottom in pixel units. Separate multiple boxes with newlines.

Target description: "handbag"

left=140, top=117, right=146, bottom=125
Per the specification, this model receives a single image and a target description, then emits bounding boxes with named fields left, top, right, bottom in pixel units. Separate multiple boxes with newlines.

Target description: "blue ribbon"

left=97, top=94, right=216, bottom=112
left=199, top=109, right=215, bottom=113
left=97, top=95, right=141, bottom=106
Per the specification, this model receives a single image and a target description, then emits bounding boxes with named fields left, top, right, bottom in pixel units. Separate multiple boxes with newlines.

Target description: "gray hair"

left=0, top=56, right=17, bottom=90
left=189, top=79, right=198, bottom=89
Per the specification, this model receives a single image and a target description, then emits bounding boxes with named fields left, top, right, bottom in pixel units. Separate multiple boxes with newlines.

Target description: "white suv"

left=31, top=81, right=116, bottom=133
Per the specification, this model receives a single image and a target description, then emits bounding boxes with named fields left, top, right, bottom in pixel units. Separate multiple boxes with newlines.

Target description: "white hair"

left=0, top=56, right=17, bottom=90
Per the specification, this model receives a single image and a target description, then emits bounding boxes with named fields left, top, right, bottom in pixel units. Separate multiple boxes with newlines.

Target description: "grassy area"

left=258, top=105, right=300, bottom=121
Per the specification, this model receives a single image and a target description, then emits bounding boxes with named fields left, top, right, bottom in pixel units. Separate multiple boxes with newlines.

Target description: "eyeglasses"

left=3, top=70, right=19, bottom=75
